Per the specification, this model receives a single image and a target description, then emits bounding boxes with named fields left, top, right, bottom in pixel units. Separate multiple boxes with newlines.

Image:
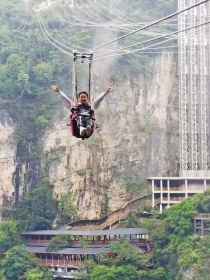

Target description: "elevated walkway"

left=68, top=194, right=150, bottom=230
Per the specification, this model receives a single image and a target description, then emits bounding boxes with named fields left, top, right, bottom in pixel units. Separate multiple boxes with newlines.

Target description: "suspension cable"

left=92, top=20, right=210, bottom=61
left=94, top=17, right=210, bottom=59
left=10, top=5, right=29, bottom=33
left=90, top=0, right=209, bottom=51
left=37, top=9, right=73, bottom=56
left=72, top=51, right=93, bottom=101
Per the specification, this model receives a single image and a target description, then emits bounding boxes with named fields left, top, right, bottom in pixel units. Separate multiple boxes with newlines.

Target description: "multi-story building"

left=149, top=177, right=210, bottom=211
left=194, top=213, right=210, bottom=236
left=22, top=228, right=150, bottom=279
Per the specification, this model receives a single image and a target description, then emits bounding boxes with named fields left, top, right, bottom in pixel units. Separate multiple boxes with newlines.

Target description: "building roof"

left=148, top=177, right=210, bottom=180
left=22, top=228, right=147, bottom=236
left=27, top=245, right=146, bottom=255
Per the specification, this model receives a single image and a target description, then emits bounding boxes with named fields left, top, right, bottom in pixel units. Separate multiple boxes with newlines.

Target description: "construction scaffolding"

left=178, top=0, right=210, bottom=176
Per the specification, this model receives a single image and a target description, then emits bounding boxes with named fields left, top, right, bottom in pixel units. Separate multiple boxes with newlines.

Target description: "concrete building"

left=194, top=213, right=210, bottom=236
left=149, top=177, right=210, bottom=211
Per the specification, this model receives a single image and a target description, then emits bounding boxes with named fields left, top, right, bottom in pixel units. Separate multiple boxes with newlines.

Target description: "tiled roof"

left=22, top=228, right=147, bottom=236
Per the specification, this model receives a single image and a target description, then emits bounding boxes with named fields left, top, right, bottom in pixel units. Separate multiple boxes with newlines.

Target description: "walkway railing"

left=154, top=198, right=161, bottom=206
left=68, top=194, right=150, bottom=230
left=41, top=259, right=85, bottom=266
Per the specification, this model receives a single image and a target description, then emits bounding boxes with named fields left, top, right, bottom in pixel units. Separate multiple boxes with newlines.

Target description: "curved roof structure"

left=22, top=228, right=147, bottom=236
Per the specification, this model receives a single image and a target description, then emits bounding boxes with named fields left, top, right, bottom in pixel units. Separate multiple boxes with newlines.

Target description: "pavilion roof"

left=22, top=228, right=147, bottom=236
left=27, top=245, right=146, bottom=254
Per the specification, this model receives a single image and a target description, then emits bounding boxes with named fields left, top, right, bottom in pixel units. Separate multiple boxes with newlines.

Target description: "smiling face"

left=78, top=92, right=88, bottom=104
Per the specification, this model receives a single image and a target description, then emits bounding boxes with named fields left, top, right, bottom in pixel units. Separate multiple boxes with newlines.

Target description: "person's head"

left=78, top=91, right=89, bottom=104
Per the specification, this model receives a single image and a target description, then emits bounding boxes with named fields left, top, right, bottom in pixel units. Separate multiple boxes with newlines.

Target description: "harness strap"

left=88, top=52, right=93, bottom=100
left=72, top=50, right=77, bottom=102
left=72, top=51, right=93, bottom=102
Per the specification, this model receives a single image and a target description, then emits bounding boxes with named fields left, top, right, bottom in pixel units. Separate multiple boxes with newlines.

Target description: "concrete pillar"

left=185, top=179, right=188, bottom=197
left=160, top=203, right=163, bottom=213
left=152, top=180, right=155, bottom=208
left=160, top=180, right=163, bottom=204
left=0, top=183, right=3, bottom=222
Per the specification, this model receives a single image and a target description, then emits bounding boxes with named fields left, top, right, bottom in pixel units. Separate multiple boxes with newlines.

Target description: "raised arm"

left=50, top=85, right=73, bottom=110
left=93, top=87, right=115, bottom=110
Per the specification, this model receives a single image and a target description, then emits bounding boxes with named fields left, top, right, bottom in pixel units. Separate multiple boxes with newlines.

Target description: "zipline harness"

left=72, top=50, right=93, bottom=101
left=70, top=50, right=96, bottom=140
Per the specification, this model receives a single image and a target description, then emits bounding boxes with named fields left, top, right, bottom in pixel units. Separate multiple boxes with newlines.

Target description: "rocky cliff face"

left=0, top=2, right=179, bottom=221
left=0, top=51, right=179, bottom=220
left=42, top=51, right=179, bottom=219
left=0, top=53, right=179, bottom=220
left=0, top=110, right=16, bottom=216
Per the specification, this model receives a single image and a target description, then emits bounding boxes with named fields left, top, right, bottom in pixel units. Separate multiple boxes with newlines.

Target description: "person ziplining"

left=50, top=51, right=114, bottom=139
left=50, top=85, right=114, bottom=138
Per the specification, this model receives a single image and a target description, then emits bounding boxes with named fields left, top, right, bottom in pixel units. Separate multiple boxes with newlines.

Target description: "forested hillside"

left=0, top=0, right=199, bottom=279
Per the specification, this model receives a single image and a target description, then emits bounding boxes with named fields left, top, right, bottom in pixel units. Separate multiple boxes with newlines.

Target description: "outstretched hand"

left=50, top=85, right=60, bottom=93
left=105, top=87, right=115, bottom=94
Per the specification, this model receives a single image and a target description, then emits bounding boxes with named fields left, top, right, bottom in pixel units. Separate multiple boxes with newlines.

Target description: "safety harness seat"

left=69, top=103, right=97, bottom=140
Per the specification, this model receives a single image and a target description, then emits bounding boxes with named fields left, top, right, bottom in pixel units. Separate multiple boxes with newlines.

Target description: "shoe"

left=80, top=126, right=86, bottom=136
left=86, top=125, right=92, bottom=136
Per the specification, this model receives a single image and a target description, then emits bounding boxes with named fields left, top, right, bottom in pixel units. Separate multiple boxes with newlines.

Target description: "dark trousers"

left=76, top=116, right=92, bottom=127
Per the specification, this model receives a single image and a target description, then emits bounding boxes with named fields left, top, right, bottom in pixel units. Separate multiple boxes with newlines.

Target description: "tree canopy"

left=0, top=245, right=52, bottom=280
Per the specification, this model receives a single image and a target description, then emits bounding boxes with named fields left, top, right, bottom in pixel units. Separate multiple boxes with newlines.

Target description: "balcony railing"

left=41, top=259, right=85, bottom=266
left=53, top=271, right=74, bottom=277
left=194, top=213, right=210, bottom=219
left=23, top=239, right=49, bottom=244
left=154, top=198, right=161, bottom=206
left=162, top=197, right=185, bottom=201
left=154, top=197, right=185, bottom=205
left=154, top=187, right=186, bottom=192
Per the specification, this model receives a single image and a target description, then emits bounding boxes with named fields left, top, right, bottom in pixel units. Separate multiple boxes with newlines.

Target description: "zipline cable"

left=6, top=33, right=31, bottom=103
left=37, top=8, right=73, bottom=56
left=97, top=0, right=178, bottom=34
left=94, top=18, right=205, bottom=58
left=94, top=18, right=210, bottom=59
left=55, top=0, right=178, bottom=31
left=37, top=34, right=76, bottom=82
left=77, top=0, right=176, bottom=35
left=92, top=20, right=210, bottom=61
left=90, top=0, right=209, bottom=51
left=10, top=3, right=29, bottom=32
left=48, top=2, right=171, bottom=53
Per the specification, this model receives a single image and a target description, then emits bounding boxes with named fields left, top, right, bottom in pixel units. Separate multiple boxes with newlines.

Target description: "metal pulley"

left=72, top=50, right=93, bottom=101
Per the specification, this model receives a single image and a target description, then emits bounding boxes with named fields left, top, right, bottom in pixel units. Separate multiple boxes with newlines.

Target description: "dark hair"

left=78, top=91, right=88, bottom=97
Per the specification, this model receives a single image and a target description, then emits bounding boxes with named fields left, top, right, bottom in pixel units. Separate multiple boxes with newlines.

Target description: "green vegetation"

left=71, top=190, right=210, bottom=279
left=0, top=220, right=21, bottom=258
left=58, top=191, right=78, bottom=224
left=2, top=180, right=77, bottom=230
left=46, top=234, right=71, bottom=252
left=138, top=190, right=210, bottom=279
left=13, top=181, right=57, bottom=231
left=1, top=189, right=210, bottom=279
left=0, top=221, right=54, bottom=279
left=79, top=236, right=92, bottom=248
left=124, top=170, right=147, bottom=199
left=87, top=237, right=167, bottom=280
left=1, top=244, right=52, bottom=280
